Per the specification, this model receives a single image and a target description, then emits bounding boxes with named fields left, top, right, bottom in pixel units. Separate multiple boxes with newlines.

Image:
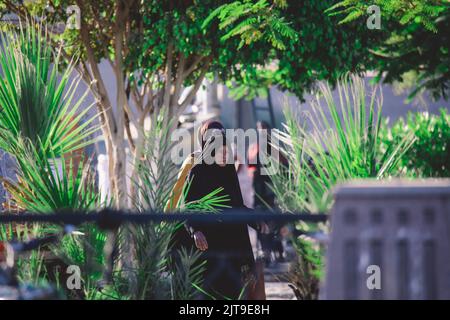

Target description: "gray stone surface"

left=265, top=281, right=296, bottom=300
left=323, top=179, right=450, bottom=300
left=264, top=261, right=296, bottom=300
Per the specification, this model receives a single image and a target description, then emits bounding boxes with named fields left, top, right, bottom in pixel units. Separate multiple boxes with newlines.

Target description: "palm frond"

left=0, top=18, right=99, bottom=158
left=4, top=138, right=100, bottom=212
left=271, top=74, right=415, bottom=213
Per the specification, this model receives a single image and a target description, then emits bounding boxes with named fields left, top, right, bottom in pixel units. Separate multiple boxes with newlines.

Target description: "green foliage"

left=2, top=138, right=106, bottom=298
left=381, top=108, right=450, bottom=177
left=182, top=184, right=231, bottom=212
left=268, top=121, right=305, bottom=213
left=132, top=113, right=180, bottom=212
left=270, top=75, right=415, bottom=300
left=15, top=248, right=47, bottom=286
left=220, top=0, right=382, bottom=101
left=126, top=222, right=174, bottom=299
left=123, top=0, right=303, bottom=102
left=326, top=0, right=450, bottom=100
left=0, top=20, right=98, bottom=157
left=271, top=75, right=415, bottom=213
left=283, top=236, right=323, bottom=300
left=225, top=67, right=275, bottom=100
left=0, top=20, right=102, bottom=299
left=1, top=1, right=381, bottom=115
left=169, top=247, right=205, bottom=300
left=327, top=0, right=447, bottom=32
left=203, top=0, right=297, bottom=50
left=55, top=224, right=107, bottom=299
left=3, top=139, right=99, bottom=212
left=4, top=223, right=49, bottom=286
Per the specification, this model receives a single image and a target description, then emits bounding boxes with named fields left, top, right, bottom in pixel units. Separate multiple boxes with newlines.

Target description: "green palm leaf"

left=0, top=19, right=99, bottom=158
left=271, top=74, right=415, bottom=213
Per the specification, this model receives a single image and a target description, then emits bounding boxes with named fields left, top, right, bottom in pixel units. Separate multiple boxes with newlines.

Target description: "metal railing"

left=0, top=209, right=328, bottom=226
left=0, top=208, right=327, bottom=300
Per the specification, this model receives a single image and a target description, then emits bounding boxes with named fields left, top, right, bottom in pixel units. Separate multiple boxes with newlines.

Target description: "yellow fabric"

left=164, top=152, right=198, bottom=212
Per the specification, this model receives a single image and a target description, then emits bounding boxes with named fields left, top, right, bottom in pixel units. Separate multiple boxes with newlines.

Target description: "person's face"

left=215, top=145, right=230, bottom=167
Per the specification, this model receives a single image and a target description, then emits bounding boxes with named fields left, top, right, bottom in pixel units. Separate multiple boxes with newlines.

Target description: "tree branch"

left=178, top=56, right=212, bottom=115
left=162, top=41, right=174, bottom=112
left=173, top=53, right=186, bottom=106
left=183, top=55, right=205, bottom=78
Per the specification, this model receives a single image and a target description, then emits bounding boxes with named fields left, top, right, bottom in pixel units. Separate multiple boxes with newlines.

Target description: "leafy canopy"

left=326, top=0, right=450, bottom=100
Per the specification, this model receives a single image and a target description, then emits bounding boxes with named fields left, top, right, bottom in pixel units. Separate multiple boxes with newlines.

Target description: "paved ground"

left=264, top=262, right=296, bottom=300
left=249, top=227, right=297, bottom=300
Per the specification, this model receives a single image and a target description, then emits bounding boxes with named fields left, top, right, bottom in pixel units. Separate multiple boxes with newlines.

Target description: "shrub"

left=381, top=108, right=450, bottom=177
left=271, top=75, right=415, bottom=213
left=270, top=75, right=415, bottom=299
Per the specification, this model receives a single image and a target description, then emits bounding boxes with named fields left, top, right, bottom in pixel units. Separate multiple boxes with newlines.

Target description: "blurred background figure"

left=233, top=144, right=254, bottom=209
left=233, top=143, right=259, bottom=264
left=248, top=121, right=275, bottom=209
left=248, top=121, right=286, bottom=265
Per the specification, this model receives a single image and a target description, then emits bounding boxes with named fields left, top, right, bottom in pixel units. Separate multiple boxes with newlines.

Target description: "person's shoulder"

left=181, top=151, right=200, bottom=167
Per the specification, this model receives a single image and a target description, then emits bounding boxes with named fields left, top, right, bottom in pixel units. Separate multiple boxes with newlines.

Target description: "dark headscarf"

left=188, top=120, right=244, bottom=208
left=198, top=120, right=226, bottom=148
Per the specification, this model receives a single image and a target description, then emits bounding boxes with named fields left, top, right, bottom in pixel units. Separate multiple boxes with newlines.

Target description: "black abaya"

left=183, top=162, right=255, bottom=299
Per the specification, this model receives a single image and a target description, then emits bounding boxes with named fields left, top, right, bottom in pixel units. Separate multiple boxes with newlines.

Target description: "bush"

left=271, top=75, right=415, bottom=213
left=269, top=75, right=416, bottom=299
left=382, top=108, right=450, bottom=177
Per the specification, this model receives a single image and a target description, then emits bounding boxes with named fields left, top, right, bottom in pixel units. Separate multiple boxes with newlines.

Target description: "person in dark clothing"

left=174, top=120, right=257, bottom=300
left=248, top=121, right=276, bottom=209
left=186, top=161, right=255, bottom=299
left=248, top=121, right=286, bottom=264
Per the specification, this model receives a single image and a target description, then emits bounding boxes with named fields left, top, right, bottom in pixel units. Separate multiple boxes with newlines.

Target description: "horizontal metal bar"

left=0, top=209, right=328, bottom=226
